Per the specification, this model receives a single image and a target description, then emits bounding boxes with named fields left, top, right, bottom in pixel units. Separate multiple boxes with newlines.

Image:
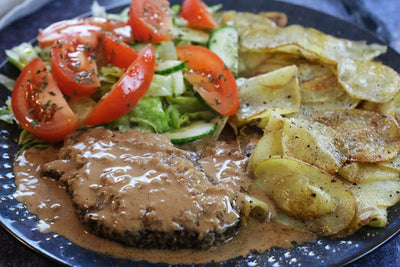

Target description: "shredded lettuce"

left=208, top=4, right=223, bottom=13
left=0, top=98, right=17, bottom=124
left=107, top=7, right=130, bottom=22
left=91, top=1, right=129, bottom=22
left=132, top=42, right=178, bottom=60
left=106, top=94, right=213, bottom=133
left=147, top=74, right=177, bottom=97
left=165, top=96, right=209, bottom=114
left=127, top=97, right=170, bottom=132
left=5, top=43, right=38, bottom=70
left=165, top=104, right=190, bottom=129
left=17, top=129, right=50, bottom=153
left=94, top=65, right=125, bottom=99
left=91, top=1, right=108, bottom=18
left=100, top=65, right=125, bottom=84
left=107, top=97, right=169, bottom=132
left=0, top=99, right=15, bottom=124
left=171, top=4, right=181, bottom=15
left=147, top=73, right=185, bottom=97
left=0, top=73, right=15, bottom=91
left=0, top=108, right=14, bottom=124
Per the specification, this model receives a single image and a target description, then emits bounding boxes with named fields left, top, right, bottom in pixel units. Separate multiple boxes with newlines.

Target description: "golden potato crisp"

left=297, top=63, right=345, bottom=103
left=282, top=118, right=344, bottom=174
left=219, top=11, right=386, bottom=63
left=236, top=65, right=301, bottom=122
left=311, top=109, right=400, bottom=162
left=253, top=157, right=356, bottom=235
left=338, top=59, right=400, bottom=103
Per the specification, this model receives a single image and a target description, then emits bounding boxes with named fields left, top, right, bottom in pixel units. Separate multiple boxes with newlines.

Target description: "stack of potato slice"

left=220, top=11, right=400, bottom=236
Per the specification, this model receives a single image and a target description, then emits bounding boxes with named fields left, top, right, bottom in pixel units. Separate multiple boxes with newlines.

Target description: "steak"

left=42, top=128, right=247, bottom=249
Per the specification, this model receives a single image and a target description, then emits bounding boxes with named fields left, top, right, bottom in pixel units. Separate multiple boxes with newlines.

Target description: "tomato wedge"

left=11, top=58, right=79, bottom=142
left=102, top=33, right=138, bottom=69
left=38, top=17, right=132, bottom=48
left=51, top=37, right=100, bottom=97
left=180, top=0, right=218, bottom=29
left=176, top=45, right=239, bottom=116
left=128, top=0, right=173, bottom=43
left=84, top=44, right=156, bottom=126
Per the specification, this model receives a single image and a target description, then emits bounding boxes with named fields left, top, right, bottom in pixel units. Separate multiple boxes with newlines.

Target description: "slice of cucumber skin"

left=164, top=121, right=217, bottom=143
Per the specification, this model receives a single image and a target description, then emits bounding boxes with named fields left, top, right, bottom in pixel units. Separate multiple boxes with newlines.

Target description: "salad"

left=3, top=0, right=238, bottom=147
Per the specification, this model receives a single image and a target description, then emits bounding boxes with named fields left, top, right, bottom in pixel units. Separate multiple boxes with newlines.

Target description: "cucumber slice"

left=155, top=61, right=187, bottom=75
left=155, top=41, right=177, bottom=60
left=147, top=60, right=185, bottom=96
left=207, top=26, right=239, bottom=76
left=163, top=121, right=217, bottom=143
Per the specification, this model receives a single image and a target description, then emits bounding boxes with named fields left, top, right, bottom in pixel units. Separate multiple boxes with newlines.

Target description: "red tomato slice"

left=128, top=0, right=173, bottom=43
left=180, top=0, right=218, bottom=29
left=84, top=44, right=156, bottom=126
left=176, top=45, right=239, bottom=116
left=38, top=17, right=132, bottom=48
left=176, top=45, right=225, bottom=75
left=11, top=58, right=79, bottom=142
left=51, top=37, right=100, bottom=97
left=102, top=33, right=138, bottom=69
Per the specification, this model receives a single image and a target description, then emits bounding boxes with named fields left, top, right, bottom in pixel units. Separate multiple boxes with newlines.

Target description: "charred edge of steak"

left=43, top=167, right=242, bottom=250
left=78, top=207, right=241, bottom=250
left=41, top=169, right=63, bottom=180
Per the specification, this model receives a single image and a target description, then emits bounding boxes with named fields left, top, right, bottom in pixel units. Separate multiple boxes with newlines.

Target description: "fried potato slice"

left=220, top=11, right=386, bottom=62
left=337, top=180, right=400, bottom=236
left=338, top=162, right=399, bottom=184
left=238, top=51, right=305, bottom=77
left=218, top=11, right=277, bottom=34
left=249, top=130, right=283, bottom=170
left=242, top=194, right=272, bottom=224
left=311, top=109, right=400, bottom=162
left=297, top=63, right=345, bottom=103
left=257, top=110, right=286, bottom=131
left=282, top=118, right=344, bottom=174
left=252, top=157, right=356, bottom=235
left=240, top=24, right=386, bottom=62
left=239, top=44, right=337, bottom=77
left=236, top=65, right=301, bottom=122
left=298, top=94, right=359, bottom=117
left=393, top=93, right=400, bottom=125
left=378, top=153, right=400, bottom=171
left=267, top=43, right=336, bottom=65
left=359, top=99, right=396, bottom=117
left=274, top=26, right=386, bottom=62
left=338, top=59, right=400, bottom=103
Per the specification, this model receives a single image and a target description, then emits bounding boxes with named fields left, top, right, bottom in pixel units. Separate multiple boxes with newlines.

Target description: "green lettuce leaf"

left=6, top=43, right=38, bottom=70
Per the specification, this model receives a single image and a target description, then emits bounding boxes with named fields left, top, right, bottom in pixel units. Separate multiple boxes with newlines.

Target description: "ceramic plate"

left=0, top=1, right=399, bottom=266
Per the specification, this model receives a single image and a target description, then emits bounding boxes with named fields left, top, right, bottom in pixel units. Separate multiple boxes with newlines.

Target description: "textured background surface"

left=0, top=0, right=400, bottom=266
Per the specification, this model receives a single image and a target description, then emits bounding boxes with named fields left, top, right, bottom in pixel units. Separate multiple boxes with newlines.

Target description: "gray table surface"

left=0, top=0, right=400, bottom=266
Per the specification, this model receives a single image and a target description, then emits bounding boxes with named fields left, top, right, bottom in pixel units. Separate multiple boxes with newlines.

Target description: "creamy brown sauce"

left=13, top=129, right=315, bottom=264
